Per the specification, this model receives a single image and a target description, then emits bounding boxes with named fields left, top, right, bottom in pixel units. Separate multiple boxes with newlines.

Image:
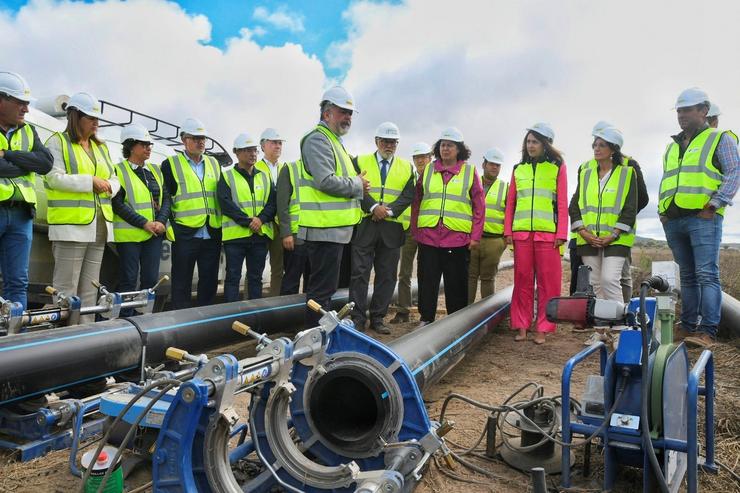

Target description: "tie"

left=380, top=159, right=388, bottom=186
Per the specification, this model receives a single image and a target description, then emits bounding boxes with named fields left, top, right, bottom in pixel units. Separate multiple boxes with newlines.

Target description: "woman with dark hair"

left=44, top=92, right=119, bottom=322
left=504, top=122, right=568, bottom=344
left=569, top=123, right=638, bottom=346
left=410, top=127, right=485, bottom=326
left=112, top=123, right=171, bottom=315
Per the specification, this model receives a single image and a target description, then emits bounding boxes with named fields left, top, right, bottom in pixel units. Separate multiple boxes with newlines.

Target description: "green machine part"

left=650, top=292, right=678, bottom=438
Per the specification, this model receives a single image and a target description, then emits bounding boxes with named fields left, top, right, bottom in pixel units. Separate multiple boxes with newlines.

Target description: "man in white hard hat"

left=468, top=147, right=508, bottom=304
left=112, top=124, right=170, bottom=315
left=161, top=117, right=222, bottom=309
left=298, top=86, right=370, bottom=327
left=349, top=122, right=415, bottom=333
left=707, top=103, right=721, bottom=129
left=218, top=133, right=276, bottom=301
left=659, top=87, right=739, bottom=347
left=0, top=71, right=53, bottom=312
left=390, top=142, right=432, bottom=324
left=255, top=128, right=286, bottom=297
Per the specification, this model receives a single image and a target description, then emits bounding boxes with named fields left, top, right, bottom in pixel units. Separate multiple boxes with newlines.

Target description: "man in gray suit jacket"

left=350, top=122, right=415, bottom=333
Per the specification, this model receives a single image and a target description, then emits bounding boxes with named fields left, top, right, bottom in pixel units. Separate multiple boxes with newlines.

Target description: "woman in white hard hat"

left=410, top=127, right=485, bottom=326
left=112, top=124, right=170, bottom=316
left=44, top=92, right=120, bottom=322
left=570, top=124, right=638, bottom=346
left=504, top=123, right=568, bottom=344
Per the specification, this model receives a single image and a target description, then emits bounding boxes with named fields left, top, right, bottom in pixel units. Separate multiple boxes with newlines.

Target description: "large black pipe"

left=391, top=286, right=513, bottom=391
left=0, top=291, right=351, bottom=406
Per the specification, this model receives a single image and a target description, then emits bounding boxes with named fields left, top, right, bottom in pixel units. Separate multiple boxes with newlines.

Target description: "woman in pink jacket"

left=504, top=123, right=568, bottom=344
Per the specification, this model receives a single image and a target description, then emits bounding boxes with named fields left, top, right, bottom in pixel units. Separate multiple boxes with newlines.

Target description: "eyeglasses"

left=136, top=141, right=154, bottom=148
left=378, top=138, right=399, bottom=146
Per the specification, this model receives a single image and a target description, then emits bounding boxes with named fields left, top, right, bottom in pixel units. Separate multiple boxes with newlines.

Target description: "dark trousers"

left=170, top=237, right=221, bottom=310
left=569, top=242, right=583, bottom=295
left=349, top=241, right=401, bottom=324
left=117, top=236, right=164, bottom=316
left=281, top=242, right=310, bottom=295
left=224, top=239, right=268, bottom=302
left=305, top=241, right=344, bottom=327
left=417, top=244, right=469, bottom=322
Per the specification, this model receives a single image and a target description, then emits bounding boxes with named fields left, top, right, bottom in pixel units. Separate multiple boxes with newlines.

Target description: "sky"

left=1, top=0, right=739, bottom=241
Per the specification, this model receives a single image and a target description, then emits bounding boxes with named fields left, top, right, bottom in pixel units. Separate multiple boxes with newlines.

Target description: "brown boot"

left=684, top=333, right=716, bottom=348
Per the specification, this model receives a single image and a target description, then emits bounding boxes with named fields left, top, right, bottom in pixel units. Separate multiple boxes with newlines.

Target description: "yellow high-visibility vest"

left=357, top=154, right=413, bottom=229
left=297, top=125, right=361, bottom=228
left=167, top=153, right=222, bottom=230
left=659, top=127, right=738, bottom=216
left=483, top=178, right=507, bottom=235
left=576, top=159, right=635, bottom=247
left=44, top=132, right=114, bottom=225
left=113, top=161, right=164, bottom=242
left=417, top=162, right=474, bottom=233
left=0, top=124, right=37, bottom=204
left=512, top=161, right=559, bottom=232
left=221, top=167, right=274, bottom=241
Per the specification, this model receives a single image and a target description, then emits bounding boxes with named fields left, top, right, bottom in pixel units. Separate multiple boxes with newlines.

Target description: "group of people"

left=0, top=70, right=737, bottom=348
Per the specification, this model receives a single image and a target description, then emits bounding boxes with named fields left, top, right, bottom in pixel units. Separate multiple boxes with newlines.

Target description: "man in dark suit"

left=350, top=122, right=415, bottom=333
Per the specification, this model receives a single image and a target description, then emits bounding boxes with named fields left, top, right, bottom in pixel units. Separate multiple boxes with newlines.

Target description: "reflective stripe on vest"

left=576, top=159, right=635, bottom=248
left=417, top=162, right=474, bottom=233
left=286, top=160, right=301, bottom=234
left=113, top=161, right=164, bottom=242
left=168, top=153, right=222, bottom=229
left=221, top=167, right=274, bottom=241
left=357, top=154, right=413, bottom=229
left=45, top=132, right=114, bottom=225
left=255, top=159, right=283, bottom=225
left=484, top=178, right=507, bottom=235
left=297, top=125, right=361, bottom=228
left=659, top=128, right=736, bottom=216
left=512, top=161, right=559, bottom=232
left=0, top=124, right=37, bottom=204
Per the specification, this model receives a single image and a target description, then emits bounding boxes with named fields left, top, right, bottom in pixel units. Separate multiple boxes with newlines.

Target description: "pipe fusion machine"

left=548, top=266, right=716, bottom=493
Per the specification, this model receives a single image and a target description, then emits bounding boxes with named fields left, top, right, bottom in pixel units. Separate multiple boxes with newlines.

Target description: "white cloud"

left=253, top=5, right=305, bottom=33
left=2, top=0, right=325, bottom=163
left=334, top=0, right=740, bottom=242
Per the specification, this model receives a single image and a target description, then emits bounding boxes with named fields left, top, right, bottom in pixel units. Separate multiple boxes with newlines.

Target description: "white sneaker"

left=583, top=332, right=608, bottom=346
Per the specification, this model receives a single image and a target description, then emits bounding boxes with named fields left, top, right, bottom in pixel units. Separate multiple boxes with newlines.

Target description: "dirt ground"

left=1, top=248, right=739, bottom=492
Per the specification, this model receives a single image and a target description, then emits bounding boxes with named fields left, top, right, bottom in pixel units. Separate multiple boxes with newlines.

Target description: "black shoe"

left=370, top=321, right=392, bottom=334
left=389, top=312, right=409, bottom=324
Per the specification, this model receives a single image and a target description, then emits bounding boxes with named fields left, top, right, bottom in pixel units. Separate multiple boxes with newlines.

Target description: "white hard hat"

left=439, top=127, right=464, bottom=143
left=260, top=128, right=285, bottom=141
left=592, top=120, right=615, bottom=135
left=181, top=117, right=208, bottom=137
left=674, top=87, right=709, bottom=109
left=233, top=132, right=258, bottom=149
left=0, top=71, right=34, bottom=103
left=411, top=142, right=432, bottom=156
left=66, top=92, right=103, bottom=118
left=707, top=102, right=721, bottom=118
left=321, top=86, right=357, bottom=112
left=120, top=123, right=153, bottom=143
left=483, top=147, right=505, bottom=165
left=592, top=125, right=624, bottom=148
left=526, top=122, right=555, bottom=142
left=375, top=121, right=400, bottom=140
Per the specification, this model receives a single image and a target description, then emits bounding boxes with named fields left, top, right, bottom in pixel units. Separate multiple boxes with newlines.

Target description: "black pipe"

left=390, top=287, right=513, bottom=391
left=0, top=291, right=351, bottom=406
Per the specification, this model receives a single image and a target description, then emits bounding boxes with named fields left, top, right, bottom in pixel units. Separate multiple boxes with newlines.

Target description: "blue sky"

left=2, top=0, right=401, bottom=79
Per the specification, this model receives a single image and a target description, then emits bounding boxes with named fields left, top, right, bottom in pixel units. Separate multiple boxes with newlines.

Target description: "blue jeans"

left=117, top=236, right=164, bottom=316
left=0, top=205, right=33, bottom=309
left=224, top=239, right=268, bottom=302
left=663, top=214, right=723, bottom=337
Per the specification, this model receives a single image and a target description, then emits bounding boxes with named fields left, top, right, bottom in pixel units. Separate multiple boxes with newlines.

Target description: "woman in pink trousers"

left=504, top=123, right=568, bottom=344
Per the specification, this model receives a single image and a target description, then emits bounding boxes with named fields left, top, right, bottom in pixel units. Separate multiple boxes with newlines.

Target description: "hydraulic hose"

left=639, top=280, right=670, bottom=493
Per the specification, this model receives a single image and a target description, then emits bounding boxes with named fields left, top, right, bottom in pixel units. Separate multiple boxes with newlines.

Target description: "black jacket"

left=217, top=165, right=276, bottom=243
left=112, top=162, right=171, bottom=228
